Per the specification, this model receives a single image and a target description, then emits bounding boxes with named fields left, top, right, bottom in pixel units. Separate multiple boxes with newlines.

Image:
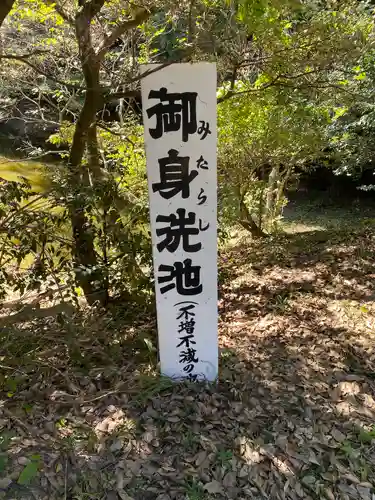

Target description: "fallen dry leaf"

left=204, top=479, right=224, bottom=495
left=343, top=473, right=360, bottom=484
left=223, top=471, right=237, bottom=488
left=2, top=224, right=375, bottom=500
left=324, top=487, right=335, bottom=500
left=117, top=491, right=135, bottom=500
left=331, top=428, right=346, bottom=442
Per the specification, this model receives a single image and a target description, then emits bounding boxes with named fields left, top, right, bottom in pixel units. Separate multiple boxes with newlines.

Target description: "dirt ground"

left=0, top=203, right=375, bottom=500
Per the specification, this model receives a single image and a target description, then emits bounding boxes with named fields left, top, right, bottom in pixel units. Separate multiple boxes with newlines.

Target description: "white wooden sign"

left=141, top=63, right=218, bottom=381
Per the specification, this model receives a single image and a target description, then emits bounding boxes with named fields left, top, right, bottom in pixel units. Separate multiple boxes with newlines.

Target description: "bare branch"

left=103, top=90, right=140, bottom=102
left=102, top=62, right=175, bottom=103
left=274, top=80, right=360, bottom=98
left=218, top=76, right=281, bottom=103
left=42, top=0, right=74, bottom=26
left=276, top=67, right=324, bottom=81
left=111, top=61, right=175, bottom=90
left=0, top=49, right=50, bottom=60
left=0, top=54, right=82, bottom=90
left=4, top=115, right=59, bottom=126
left=97, top=122, right=135, bottom=146
left=7, top=150, right=69, bottom=161
left=218, top=75, right=362, bottom=104
left=8, top=58, right=178, bottom=96
left=96, top=8, right=150, bottom=60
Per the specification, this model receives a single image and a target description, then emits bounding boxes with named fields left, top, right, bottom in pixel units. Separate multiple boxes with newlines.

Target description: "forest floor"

left=1, top=200, right=375, bottom=500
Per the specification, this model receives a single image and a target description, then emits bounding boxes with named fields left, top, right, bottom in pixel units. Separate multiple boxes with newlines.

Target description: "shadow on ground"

left=0, top=208, right=375, bottom=500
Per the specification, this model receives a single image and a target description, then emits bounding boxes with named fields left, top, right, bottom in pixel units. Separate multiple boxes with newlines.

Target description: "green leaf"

left=0, top=454, right=8, bottom=473
left=0, top=432, right=14, bottom=452
left=143, top=337, right=155, bottom=352
left=17, top=456, right=41, bottom=485
left=354, top=72, right=366, bottom=81
left=358, top=430, right=373, bottom=444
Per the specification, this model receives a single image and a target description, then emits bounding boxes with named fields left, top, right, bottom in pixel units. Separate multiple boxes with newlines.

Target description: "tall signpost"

left=141, top=63, right=218, bottom=381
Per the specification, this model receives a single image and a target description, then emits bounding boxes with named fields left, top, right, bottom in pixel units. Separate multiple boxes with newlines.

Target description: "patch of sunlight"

left=222, top=228, right=252, bottom=250
left=236, top=436, right=295, bottom=476
left=328, top=299, right=375, bottom=329
left=282, top=222, right=327, bottom=234
left=94, top=408, right=136, bottom=438
left=236, top=436, right=263, bottom=466
left=0, top=156, right=51, bottom=192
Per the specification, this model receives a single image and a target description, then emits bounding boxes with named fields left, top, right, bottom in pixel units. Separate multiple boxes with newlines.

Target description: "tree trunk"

left=68, top=10, right=107, bottom=306
left=272, top=165, right=292, bottom=223
left=265, top=164, right=279, bottom=231
left=0, top=0, right=15, bottom=29
left=239, top=190, right=267, bottom=238
left=266, top=165, right=279, bottom=215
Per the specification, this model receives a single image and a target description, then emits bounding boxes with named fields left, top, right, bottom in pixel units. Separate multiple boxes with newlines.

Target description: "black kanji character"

left=152, top=149, right=198, bottom=199
left=146, top=88, right=197, bottom=142
left=178, top=319, right=195, bottom=334
left=186, top=373, right=198, bottom=382
left=176, top=334, right=196, bottom=348
left=156, top=208, right=209, bottom=253
left=176, top=303, right=196, bottom=320
left=179, top=348, right=199, bottom=364
left=156, top=208, right=199, bottom=253
left=196, top=155, right=208, bottom=170
left=183, top=363, right=195, bottom=374
left=197, top=120, right=212, bottom=140
left=158, top=258, right=202, bottom=295
left=197, top=188, right=207, bottom=206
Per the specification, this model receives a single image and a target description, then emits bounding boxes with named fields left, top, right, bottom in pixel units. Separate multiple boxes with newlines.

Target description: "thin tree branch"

left=112, top=61, right=175, bottom=89
left=96, top=8, right=151, bottom=60
left=276, top=67, right=324, bottom=81
left=219, top=65, right=239, bottom=101
left=97, top=122, right=135, bottom=145
left=42, top=0, right=74, bottom=26
left=102, top=62, right=175, bottom=102
left=6, top=150, right=70, bottom=161
left=187, top=0, right=195, bottom=44
left=218, top=76, right=281, bottom=103
left=0, top=195, right=46, bottom=232
left=218, top=78, right=363, bottom=104
left=0, top=49, right=50, bottom=60
left=274, top=80, right=361, bottom=97
left=3, top=53, right=176, bottom=95
left=103, top=89, right=140, bottom=102
left=1, top=54, right=82, bottom=90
